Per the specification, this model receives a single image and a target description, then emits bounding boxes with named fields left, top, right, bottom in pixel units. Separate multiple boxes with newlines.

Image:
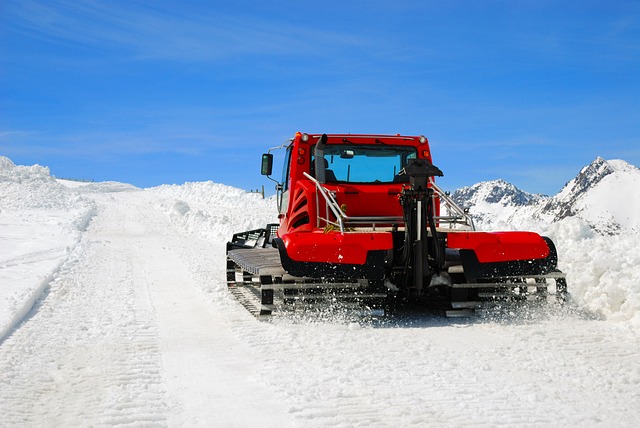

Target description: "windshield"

left=317, top=145, right=417, bottom=183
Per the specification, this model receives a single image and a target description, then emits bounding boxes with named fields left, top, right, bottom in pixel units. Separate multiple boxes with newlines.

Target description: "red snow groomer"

left=227, top=132, right=567, bottom=317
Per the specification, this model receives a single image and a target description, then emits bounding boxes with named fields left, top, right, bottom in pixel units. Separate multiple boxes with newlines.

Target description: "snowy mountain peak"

left=558, top=157, right=616, bottom=200
left=607, top=158, right=640, bottom=173
left=543, top=157, right=640, bottom=234
left=557, top=157, right=638, bottom=202
left=449, top=157, right=639, bottom=236
left=450, top=179, right=548, bottom=231
left=452, top=179, right=545, bottom=209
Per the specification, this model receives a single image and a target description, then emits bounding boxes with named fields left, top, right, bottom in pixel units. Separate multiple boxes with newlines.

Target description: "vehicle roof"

left=304, top=133, right=421, bottom=139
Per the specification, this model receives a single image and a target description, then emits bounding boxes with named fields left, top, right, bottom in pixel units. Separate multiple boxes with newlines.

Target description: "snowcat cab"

left=227, top=132, right=567, bottom=317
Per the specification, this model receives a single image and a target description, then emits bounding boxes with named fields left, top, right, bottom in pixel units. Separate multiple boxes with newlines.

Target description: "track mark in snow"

left=0, top=190, right=296, bottom=427
left=0, top=240, right=165, bottom=426
left=124, top=192, right=295, bottom=427
left=0, top=203, right=168, bottom=426
left=223, top=311, right=640, bottom=427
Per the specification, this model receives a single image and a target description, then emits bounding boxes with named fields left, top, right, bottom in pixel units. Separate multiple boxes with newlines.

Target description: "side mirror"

left=261, top=153, right=273, bottom=176
left=340, top=149, right=355, bottom=159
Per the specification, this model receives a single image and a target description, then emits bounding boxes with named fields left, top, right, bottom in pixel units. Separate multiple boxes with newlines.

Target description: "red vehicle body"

left=227, top=132, right=566, bottom=316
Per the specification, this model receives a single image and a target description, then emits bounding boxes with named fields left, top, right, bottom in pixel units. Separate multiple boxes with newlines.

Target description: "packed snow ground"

left=1, top=156, right=639, bottom=426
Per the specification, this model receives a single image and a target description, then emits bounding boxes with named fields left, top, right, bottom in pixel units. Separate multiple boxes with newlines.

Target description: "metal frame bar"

left=303, top=172, right=476, bottom=232
left=429, top=178, right=476, bottom=230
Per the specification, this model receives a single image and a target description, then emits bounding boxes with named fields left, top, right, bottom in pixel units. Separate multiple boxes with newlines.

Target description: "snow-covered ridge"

left=453, top=178, right=546, bottom=207
left=545, top=157, right=640, bottom=235
left=0, top=156, right=97, bottom=339
left=453, top=157, right=640, bottom=236
left=452, top=179, right=549, bottom=231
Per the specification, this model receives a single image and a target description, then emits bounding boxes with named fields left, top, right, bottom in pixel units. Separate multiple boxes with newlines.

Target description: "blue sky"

left=1, top=0, right=639, bottom=195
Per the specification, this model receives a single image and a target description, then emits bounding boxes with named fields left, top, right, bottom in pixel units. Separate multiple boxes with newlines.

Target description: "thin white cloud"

left=6, top=0, right=366, bottom=62
left=0, top=127, right=227, bottom=160
left=0, top=130, right=36, bottom=140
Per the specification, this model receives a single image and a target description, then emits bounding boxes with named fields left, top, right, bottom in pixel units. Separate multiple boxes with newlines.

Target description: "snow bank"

left=485, top=212, right=640, bottom=330
left=548, top=218, right=640, bottom=328
left=149, top=181, right=277, bottom=242
left=0, top=157, right=97, bottom=340
left=59, top=179, right=139, bottom=193
left=1, top=158, right=86, bottom=211
left=142, top=182, right=278, bottom=305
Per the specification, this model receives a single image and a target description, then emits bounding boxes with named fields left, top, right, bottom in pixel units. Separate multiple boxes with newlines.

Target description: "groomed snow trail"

left=0, top=189, right=294, bottom=427
left=224, top=308, right=640, bottom=427
left=1, top=184, right=639, bottom=427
